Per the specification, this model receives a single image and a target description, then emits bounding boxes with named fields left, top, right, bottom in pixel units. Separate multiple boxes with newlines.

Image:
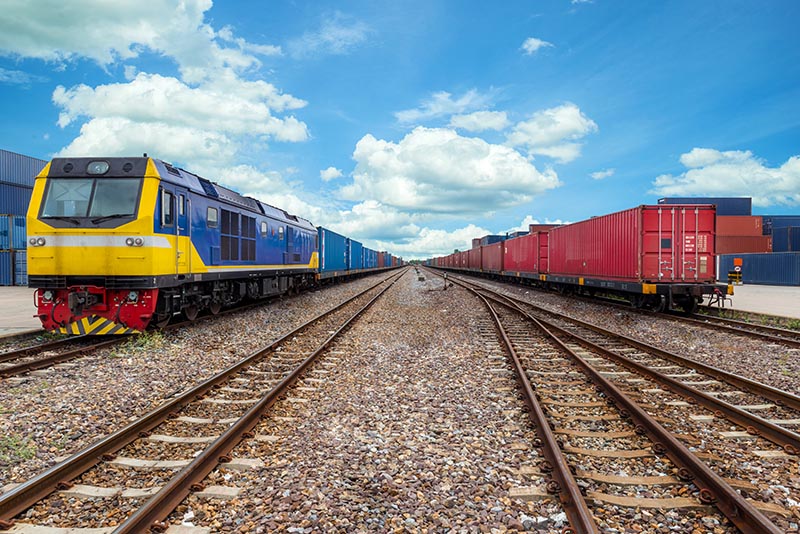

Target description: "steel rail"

left=0, top=292, right=312, bottom=379
left=442, top=270, right=800, bottom=414
left=0, top=271, right=402, bottom=527
left=115, top=270, right=405, bottom=533
left=465, top=284, right=784, bottom=534
left=473, top=291, right=599, bottom=533
left=0, top=338, right=121, bottom=378
left=464, top=282, right=800, bottom=455
left=0, top=335, right=81, bottom=364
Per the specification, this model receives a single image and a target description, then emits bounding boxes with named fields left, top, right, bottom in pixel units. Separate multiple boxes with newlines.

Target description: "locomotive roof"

left=46, top=156, right=316, bottom=232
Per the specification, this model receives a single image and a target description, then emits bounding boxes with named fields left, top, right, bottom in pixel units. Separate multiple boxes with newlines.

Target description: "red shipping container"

left=548, top=205, right=717, bottom=283
left=716, top=216, right=762, bottom=236
left=716, top=236, right=772, bottom=254
left=528, top=224, right=559, bottom=233
left=482, top=242, right=504, bottom=272
left=504, top=231, right=549, bottom=274
left=467, top=246, right=482, bottom=270
left=460, top=250, right=468, bottom=268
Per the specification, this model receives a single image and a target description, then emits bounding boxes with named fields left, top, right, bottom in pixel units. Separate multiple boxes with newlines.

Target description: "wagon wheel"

left=209, top=302, right=222, bottom=315
left=154, top=313, right=171, bottom=329
left=183, top=305, right=199, bottom=322
left=629, top=295, right=645, bottom=309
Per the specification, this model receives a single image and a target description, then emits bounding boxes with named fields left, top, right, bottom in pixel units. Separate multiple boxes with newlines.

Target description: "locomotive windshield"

left=40, top=178, right=142, bottom=222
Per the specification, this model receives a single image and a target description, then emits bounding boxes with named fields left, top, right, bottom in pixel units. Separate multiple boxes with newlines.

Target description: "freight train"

left=428, top=205, right=733, bottom=314
left=26, top=156, right=401, bottom=335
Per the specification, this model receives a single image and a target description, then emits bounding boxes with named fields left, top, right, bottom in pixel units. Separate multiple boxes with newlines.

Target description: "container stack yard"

left=0, top=149, right=47, bottom=286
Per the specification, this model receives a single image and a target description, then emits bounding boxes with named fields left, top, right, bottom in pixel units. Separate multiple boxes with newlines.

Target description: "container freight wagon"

left=482, top=241, right=503, bottom=273
left=503, top=231, right=549, bottom=278
left=347, top=239, right=363, bottom=271
left=658, top=197, right=751, bottom=216
left=546, top=204, right=727, bottom=312
left=318, top=226, right=348, bottom=277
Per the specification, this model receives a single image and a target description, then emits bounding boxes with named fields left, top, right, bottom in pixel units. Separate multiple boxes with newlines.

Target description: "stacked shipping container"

left=0, top=149, right=47, bottom=286
left=716, top=215, right=772, bottom=254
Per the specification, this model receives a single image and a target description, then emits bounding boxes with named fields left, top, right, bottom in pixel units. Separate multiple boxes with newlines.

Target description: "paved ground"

left=0, top=282, right=798, bottom=338
left=722, top=283, right=800, bottom=319
left=0, top=286, right=42, bottom=337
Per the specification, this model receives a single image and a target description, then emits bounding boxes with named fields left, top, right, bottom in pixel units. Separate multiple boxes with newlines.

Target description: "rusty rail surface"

left=115, top=270, right=405, bottom=533
left=473, top=290, right=599, bottom=533
left=447, top=272, right=785, bottom=534
left=0, top=270, right=404, bottom=528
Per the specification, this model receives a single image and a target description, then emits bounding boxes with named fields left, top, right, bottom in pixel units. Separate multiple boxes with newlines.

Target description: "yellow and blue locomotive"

left=26, top=157, right=318, bottom=334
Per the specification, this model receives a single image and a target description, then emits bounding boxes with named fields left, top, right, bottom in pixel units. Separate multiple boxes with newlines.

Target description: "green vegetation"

left=0, top=434, right=37, bottom=463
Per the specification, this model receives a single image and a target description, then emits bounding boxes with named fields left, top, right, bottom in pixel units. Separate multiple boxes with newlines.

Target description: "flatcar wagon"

left=431, top=204, right=732, bottom=314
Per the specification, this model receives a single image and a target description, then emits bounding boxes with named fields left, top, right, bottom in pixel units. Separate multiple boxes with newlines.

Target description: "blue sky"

left=1, top=1, right=798, bottom=259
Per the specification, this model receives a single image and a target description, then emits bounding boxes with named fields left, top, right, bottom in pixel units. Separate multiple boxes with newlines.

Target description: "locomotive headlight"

left=134, top=237, right=144, bottom=246
left=87, top=160, right=110, bottom=175
left=125, top=237, right=135, bottom=246
left=36, top=237, right=46, bottom=246
left=29, top=237, right=37, bottom=246
left=42, top=290, right=53, bottom=302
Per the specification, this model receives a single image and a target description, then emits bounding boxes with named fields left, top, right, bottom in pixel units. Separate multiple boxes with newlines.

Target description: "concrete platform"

left=720, top=283, right=800, bottom=319
left=0, top=286, right=42, bottom=337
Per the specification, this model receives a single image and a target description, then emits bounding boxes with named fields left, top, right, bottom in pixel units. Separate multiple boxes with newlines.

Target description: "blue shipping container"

left=318, top=227, right=348, bottom=272
left=0, top=183, right=33, bottom=215
left=0, top=216, right=8, bottom=249
left=349, top=239, right=363, bottom=271
left=0, top=215, right=28, bottom=249
left=0, top=149, right=47, bottom=187
left=658, top=197, right=751, bottom=216
left=0, top=250, right=12, bottom=286
left=762, top=215, right=800, bottom=235
left=718, top=252, right=800, bottom=286
left=14, top=249, right=27, bottom=286
left=772, top=226, right=800, bottom=252
left=12, top=215, right=26, bottom=249
left=480, top=235, right=505, bottom=246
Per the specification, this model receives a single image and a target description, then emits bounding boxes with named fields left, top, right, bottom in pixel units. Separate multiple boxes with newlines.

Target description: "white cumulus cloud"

left=590, top=168, right=615, bottom=180
left=520, top=37, right=554, bottom=55
left=506, top=102, right=598, bottom=163
left=651, top=148, right=800, bottom=207
left=395, top=89, right=495, bottom=124
left=340, top=126, right=560, bottom=215
left=320, top=166, right=344, bottom=181
left=449, top=111, right=510, bottom=132
left=0, top=0, right=310, bottom=169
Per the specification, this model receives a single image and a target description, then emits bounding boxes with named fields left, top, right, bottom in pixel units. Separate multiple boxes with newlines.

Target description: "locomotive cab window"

left=40, top=177, right=142, bottom=222
left=261, top=221, right=267, bottom=238
left=178, top=194, right=185, bottom=216
left=161, top=189, right=174, bottom=227
left=278, top=226, right=284, bottom=240
left=207, top=207, right=218, bottom=228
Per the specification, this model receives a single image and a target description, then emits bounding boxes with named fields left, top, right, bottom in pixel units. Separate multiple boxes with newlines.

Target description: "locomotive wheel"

left=154, top=314, right=171, bottom=328
left=184, top=305, right=199, bottom=321
left=209, top=302, right=222, bottom=315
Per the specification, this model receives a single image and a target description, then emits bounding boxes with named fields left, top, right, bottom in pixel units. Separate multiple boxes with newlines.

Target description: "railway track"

left=0, top=296, right=312, bottom=379
left=441, top=270, right=798, bottom=532
left=0, top=269, right=406, bottom=532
